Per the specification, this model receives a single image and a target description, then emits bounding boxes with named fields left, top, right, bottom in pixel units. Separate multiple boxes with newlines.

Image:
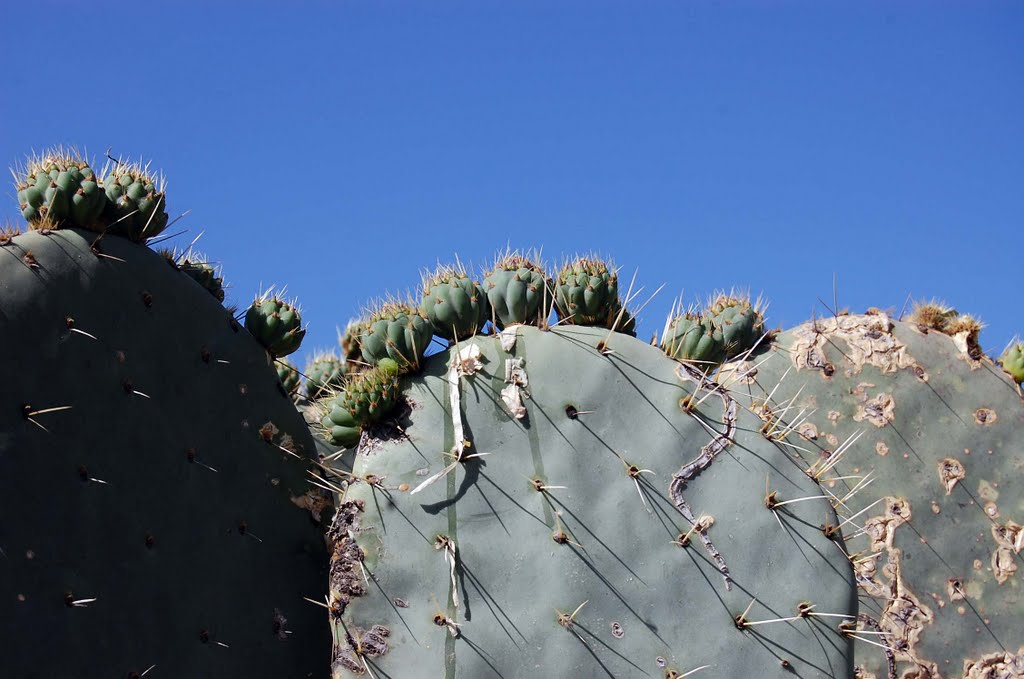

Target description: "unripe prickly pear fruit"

left=14, top=150, right=106, bottom=229
left=305, top=352, right=346, bottom=399
left=276, top=358, right=301, bottom=395
left=554, top=256, right=618, bottom=326
left=707, top=294, right=765, bottom=359
left=419, top=263, right=489, bottom=341
left=179, top=258, right=225, bottom=302
left=661, top=312, right=726, bottom=367
left=245, top=291, right=306, bottom=357
left=320, top=399, right=362, bottom=448
left=339, top=362, right=401, bottom=424
left=102, top=160, right=169, bottom=241
left=359, top=302, right=433, bottom=374
left=339, top=319, right=366, bottom=366
left=1001, top=342, right=1024, bottom=384
left=482, top=251, right=553, bottom=329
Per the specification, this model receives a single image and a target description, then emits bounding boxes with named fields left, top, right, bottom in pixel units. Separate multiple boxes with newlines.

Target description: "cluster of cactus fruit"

left=3, top=148, right=1022, bottom=679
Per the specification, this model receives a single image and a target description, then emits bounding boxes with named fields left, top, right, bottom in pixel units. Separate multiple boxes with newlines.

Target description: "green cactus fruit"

left=320, top=397, right=363, bottom=448
left=326, top=326, right=856, bottom=678
left=660, top=310, right=726, bottom=368
left=707, top=293, right=765, bottom=359
left=179, top=258, right=225, bottom=303
left=14, top=149, right=107, bottom=229
left=359, top=301, right=433, bottom=373
left=1001, top=341, right=1024, bottom=384
left=340, top=319, right=367, bottom=368
left=607, top=301, right=637, bottom=336
left=724, top=310, right=1024, bottom=678
left=339, top=363, right=401, bottom=424
left=101, top=159, right=169, bottom=241
left=306, top=352, right=347, bottom=399
left=553, top=255, right=619, bottom=326
left=419, top=263, right=489, bottom=341
left=482, top=251, right=553, bottom=329
left=245, top=290, right=306, bottom=358
left=276, top=358, right=301, bottom=395
left=0, top=228, right=330, bottom=677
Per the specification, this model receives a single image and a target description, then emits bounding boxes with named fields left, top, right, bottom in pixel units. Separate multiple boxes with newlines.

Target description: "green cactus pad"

left=276, top=358, right=301, bottom=395
left=306, top=352, right=347, bottom=399
left=326, top=326, right=856, bottom=678
left=101, top=159, right=169, bottom=241
left=359, top=302, right=433, bottom=374
left=726, top=311, right=1024, bottom=677
left=0, top=228, right=330, bottom=677
left=14, top=149, right=107, bottom=229
left=553, top=256, right=619, bottom=326
left=339, top=363, right=401, bottom=424
left=482, top=252, right=553, bottom=329
left=245, top=292, right=306, bottom=357
left=1001, top=342, right=1024, bottom=384
left=419, top=264, right=489, bottom=341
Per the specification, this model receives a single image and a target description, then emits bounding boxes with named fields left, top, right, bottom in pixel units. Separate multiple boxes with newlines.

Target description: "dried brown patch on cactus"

left=797, top=422, right=818, bottom=440
left=290, top=488, right=333, bottom=523
left=328, top=500, right=368, bottom=617
left=332, top=624, right=390, bottom=675
left=963, top=646, right=1024, bottom=678
left=937, top=458, right=966, bottom=495
left=790, top=313, right=916, bottom=376
left=879, top=554, right=934, bottom=666
left=876, top=441, right=890, bottom=456
left=991, top=521, right=1023, bottom=585
left=854, top=393, right=896, bottom=428
left=973, top=408, right=997, bottom=426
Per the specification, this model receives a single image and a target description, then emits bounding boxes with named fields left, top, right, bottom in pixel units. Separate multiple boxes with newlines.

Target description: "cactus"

left=101, top=159, right=169, bottom=241
left=419, top=263, right=489, bottom=341
left=324, top=325, right=856, bottom=678
left=1001, top=341, right=1024, bottom=385
left=320, top=398, right=363, bottom=449
left=553, top=255, right=619, bottom=326
left=661, top=309, right=726, bottom=368
left=706, top=293, right=765, bottom=360
left=14, top=149, right=107, bottom=229
left=0, top=228, right=330, bottom=677
left=359, top=301, right=432, bottom=374
left=724, top=309, right=1024, bottom=678
left=336, top=359, right=401, bottom=425
left=340, top=319, right=367, bottom=368
left=179, top=257, right=226, bottom=303
left=245, top=290, right=306, bottom=358
left=306, top=352, right=347, bottom=399
left=276, top=358, right=301, bottom=395
left=482, top=250, right=553, bottom=329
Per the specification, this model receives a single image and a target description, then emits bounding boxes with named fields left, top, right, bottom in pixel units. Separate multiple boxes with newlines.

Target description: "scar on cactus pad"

left=245, top=288, right=306, bottom=358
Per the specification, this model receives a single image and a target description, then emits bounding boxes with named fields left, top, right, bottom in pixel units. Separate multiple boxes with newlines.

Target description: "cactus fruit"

left=326, top=326, right=856, bottom=678
left=14, top=149, right=107, bottom=229
left=724, top=309, right=1024, bottom=677
left=706, top=293, right=766, bottom=359
left=482, top=251, right=553, bottom=329
left=661, top=310, right=726, bottom=368
left=337, top=359, right=401, bottom=425
left=306, top=352, right=347, bottom=399
left=419, top=263, right=489, bottom=341
left=0, top=228, right=330, bottom=677
left=101, top=159, right=169, bottom=241
left=179, top=257, right=226, bottom=302
left=340, top=319, right=367, bottom=367
left=277, top=358, right=301, bottom=395
left=320, top=399, right=363, bottom=448
left=553, top=255, right=619, bottom=326
left=359, top=301, right=433, bottom=373
left=1001, top=341, right=1024, bottom=384
left=245, top=290, right=306, bottom=358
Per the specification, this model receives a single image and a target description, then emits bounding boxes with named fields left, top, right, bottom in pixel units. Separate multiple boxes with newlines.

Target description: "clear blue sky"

left=3, top=1, right=1021, bottom=367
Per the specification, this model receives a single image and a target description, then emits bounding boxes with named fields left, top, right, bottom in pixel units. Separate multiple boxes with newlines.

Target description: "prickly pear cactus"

left=553, top=256, right=618, bottom=326
left=0, top=228, right=331, bottom=677
left=482, top=251, right=553, bottom=329
left=306, top=352, right=347, bottom=400
left=14, top=149, right=107, bottom=229
left=101, top=159, right=169, bottom=241
left=245, top=291, right=306, bottom=358
left=707, top=293, right=765, bottom=360
left=419, top=263, right=489, bottom=342
left=661, top=311, right=725, bottom=368
left=324, top=325, right=856, bottom=678
left=277, top=357, right=302, bottom=396
left=1001, top=342, right=1024, bottom=385
left=725, top=310, right=1024, bottom=677
left=179, top=257, right=226, bottom=302
left=359, top=302, right=433, bottom=373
